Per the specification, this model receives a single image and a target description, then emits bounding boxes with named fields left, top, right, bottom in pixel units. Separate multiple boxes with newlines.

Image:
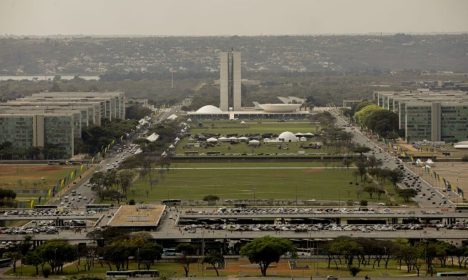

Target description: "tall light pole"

left=253, top=187, right=256, bottom=206
left=171, top=70, right=175, bottom=89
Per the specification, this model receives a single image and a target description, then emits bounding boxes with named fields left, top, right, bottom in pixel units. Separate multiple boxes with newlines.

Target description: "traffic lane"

left=334, top=113, right=447, bottom=207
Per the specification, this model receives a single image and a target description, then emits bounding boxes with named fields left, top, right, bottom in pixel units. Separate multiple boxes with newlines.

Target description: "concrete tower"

left=219, top=51, right=241, bottom=111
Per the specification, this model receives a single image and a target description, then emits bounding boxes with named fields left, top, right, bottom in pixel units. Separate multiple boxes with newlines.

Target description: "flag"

left=120, top=135, right=124, bottom=141
left=30, top=199, right=35, bottom=208
left=80, top=164, right=84, bottom=172
left=60, top=178, right=65, bottom=188
left=111, top=139, right=115, bottom=145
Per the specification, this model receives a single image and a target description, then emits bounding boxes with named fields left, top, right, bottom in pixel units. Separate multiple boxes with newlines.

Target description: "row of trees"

left=343, top=100, right=400, bottom=139
left=5, top=233, right=468, bottom=277
left=0, top=141, right=68, bottom=160
left=325, top=237, right=468, bottom=277
left=76, top=119, right=138, bottom=155
left=0, top=188, right=16, bottom=207
left=89, top=169, right=136, bottom=203
left=349, top=151, right=417, bottom=203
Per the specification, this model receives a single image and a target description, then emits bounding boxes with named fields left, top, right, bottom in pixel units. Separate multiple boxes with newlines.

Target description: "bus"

left=0, top=258, right=12, bottom=268
left=436, top=271, right=467, bottom=277
left=106, top=270, right=159, bottom=278
left=34, top=205, right=58, bottom=209
left=162, top=199, right=181, bottom=206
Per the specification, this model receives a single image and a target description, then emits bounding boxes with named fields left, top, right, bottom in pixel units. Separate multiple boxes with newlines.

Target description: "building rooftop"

left=107, top=205, right=166, bottom=228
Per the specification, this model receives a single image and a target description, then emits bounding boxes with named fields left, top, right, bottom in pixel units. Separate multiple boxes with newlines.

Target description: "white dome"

left=196, top=105, right=223, bottom=114
left=278, top=131, right=298, bottom=142
left=207, top=137, right=218, bottom=143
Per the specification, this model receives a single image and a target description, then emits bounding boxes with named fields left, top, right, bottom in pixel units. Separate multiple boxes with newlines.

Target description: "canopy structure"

left=146, top=133, right=159, bottom=142
left=454, top=141, right=468, bottom=149
left=248, top=140, right=260, bottom=145
left=207, top=137, right=218, bottom=143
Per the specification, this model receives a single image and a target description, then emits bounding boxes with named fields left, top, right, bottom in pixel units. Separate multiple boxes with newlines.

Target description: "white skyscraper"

left=219, top=51, right=241, bottom=111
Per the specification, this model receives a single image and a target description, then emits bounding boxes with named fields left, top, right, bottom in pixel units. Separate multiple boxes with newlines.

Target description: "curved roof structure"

left=258, top=103, right=301, bottom=113
left=196, top=105, right=223, bottom=114
left=278, top=131, right=298, bottom=142
left=454, top=141, right=468, bottom=149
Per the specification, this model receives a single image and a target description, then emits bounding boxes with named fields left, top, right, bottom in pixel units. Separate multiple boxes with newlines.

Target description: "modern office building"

left=374, top=90, right=468, bottom=142
left=0, top=91, right=126, bottom=159
left=0, top=112, right=75, bottom=158
left=219, top=51, right=241, bottom=111
left=27, top=91, right=125, bottom=120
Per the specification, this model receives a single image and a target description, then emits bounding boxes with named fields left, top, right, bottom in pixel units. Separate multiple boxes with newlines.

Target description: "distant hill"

left=0, top=34, right=467, bottom=76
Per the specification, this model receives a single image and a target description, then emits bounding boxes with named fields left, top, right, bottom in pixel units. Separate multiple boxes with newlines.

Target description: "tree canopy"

left=240, top=236, right=296, bottom=276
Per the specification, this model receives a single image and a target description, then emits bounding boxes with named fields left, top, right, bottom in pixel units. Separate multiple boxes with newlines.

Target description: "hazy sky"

left=1, top=0, right=467, bottom=36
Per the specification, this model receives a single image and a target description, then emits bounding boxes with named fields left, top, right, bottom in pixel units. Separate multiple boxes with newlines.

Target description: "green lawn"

left=9, top=259, right=468, bottom=278
left=0, top=164, right=75, bottom=202
left=128, top=162, right=384, bottom=202
left=175, top=138, right=349, bottom=155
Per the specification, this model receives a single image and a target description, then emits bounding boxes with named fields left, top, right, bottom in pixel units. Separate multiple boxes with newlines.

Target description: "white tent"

left=240, top=121, right=246, bottom=124
left=218, top=136, right=229, bottom=142
left=146, top=133, right=159, bottom=142
left=248, top=140, right=260, bottom=146
left=299, top=137, right=307, bottom=142
left=238, top=136, right=249, bottom=142
left=425, top=159, right=434, bottom=166
left=168, top=144, right=175, bottom=149
left=167, top=114, right=178, bottom=120
left=229, top=136, right=238, bottom=142
left=263, top=138, right=271, bottom=143
left=415, top=159, right=423, bottom=166
left=207, top=137, right=218, bottom=143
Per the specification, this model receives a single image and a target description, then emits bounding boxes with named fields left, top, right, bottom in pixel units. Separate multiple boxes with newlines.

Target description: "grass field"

left=178, top=120, right=350, bottom=155
left=9, top=259, right=468, bottom=278
left=0, top=164, right=74, bottom=200
left=175, top=138, right=349, bottom=155
left=128, top=162, right=389, bottom=203
left=190, top=120, right=320, bottom=135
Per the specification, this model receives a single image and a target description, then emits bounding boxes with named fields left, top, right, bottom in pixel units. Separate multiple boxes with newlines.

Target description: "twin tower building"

left=219, top=50, right=241, bottom=111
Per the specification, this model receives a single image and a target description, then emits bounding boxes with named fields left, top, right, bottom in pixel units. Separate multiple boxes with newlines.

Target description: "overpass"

left=1, top=228, right=467, bottom=245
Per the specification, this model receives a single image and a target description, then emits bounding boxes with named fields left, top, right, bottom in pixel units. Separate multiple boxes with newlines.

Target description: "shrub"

left=349, top=266, right=361, bottom=277
left=42, top=268, right=51, bottom=278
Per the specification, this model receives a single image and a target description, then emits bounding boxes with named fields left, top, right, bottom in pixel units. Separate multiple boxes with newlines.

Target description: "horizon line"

left=1, top=31, right=468, bottom=38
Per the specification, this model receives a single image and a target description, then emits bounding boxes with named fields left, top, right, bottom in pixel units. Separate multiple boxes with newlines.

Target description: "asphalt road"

left=329, top=109, right=452, bottom=208
left=51, top=105, right=181, bottom=209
